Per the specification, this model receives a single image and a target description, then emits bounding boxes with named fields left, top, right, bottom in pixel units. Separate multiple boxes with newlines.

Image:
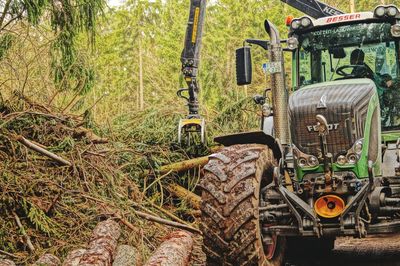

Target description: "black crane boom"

left=281, top=0, right=344, bottom=18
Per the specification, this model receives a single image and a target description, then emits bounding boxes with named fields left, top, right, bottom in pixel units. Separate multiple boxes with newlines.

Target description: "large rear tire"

left=200, top=144, right=286, bottom=266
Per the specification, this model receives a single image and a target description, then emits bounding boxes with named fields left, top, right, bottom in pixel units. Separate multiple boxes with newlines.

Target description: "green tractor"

left=199, top=4, right=400, bottom=265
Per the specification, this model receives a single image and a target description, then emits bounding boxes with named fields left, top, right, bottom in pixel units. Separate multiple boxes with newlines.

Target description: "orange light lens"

left=314, top=195, right=345, bottom=218
left=286, top=15, right=294, bottom=26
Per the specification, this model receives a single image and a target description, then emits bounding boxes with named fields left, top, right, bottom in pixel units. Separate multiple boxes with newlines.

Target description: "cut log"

left=140, top=156, right=209, bottom=178
left=166, top=184, right=200, bottom=209
left=34, top=254, right=61, bottom=266
left=78, top=219, right=121, bottom=266
left=62, top=249, right=86, bottom=266
left=0, top=259, right=16, bottom=266
left=112, top=245, right=142, bottom=266
left=144, top=230, right=193, bottom=266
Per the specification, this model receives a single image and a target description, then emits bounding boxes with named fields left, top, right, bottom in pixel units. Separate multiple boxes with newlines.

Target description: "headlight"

left=287, top=37, right=299, bottom=50
left=391, top=24, right=400, bottom=37
left=337, top=155, right=347, bottom=165
left=353, top=139, right=363, bottom=154
left=290, top=17, right=313, bottom=31
left=374, top=5, right=399, bottom=18
left=301, top=17, right=312, bottom=27
left=291, top=19, right=301, bottom=30
left=374, top=6, right=385, bottom=17
left=308, top=156, right=319, bottom=167
left=347, top=154, right=358, bottom=164
left=387, top=6, right=398, bottom=17
left=298, top=157, right=307, bottom=167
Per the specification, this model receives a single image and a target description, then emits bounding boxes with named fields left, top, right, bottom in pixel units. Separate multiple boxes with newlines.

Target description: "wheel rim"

left=262, top=224, right=278, bottom=260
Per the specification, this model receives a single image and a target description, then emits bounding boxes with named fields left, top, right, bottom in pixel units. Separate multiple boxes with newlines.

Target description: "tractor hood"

left=288, top=78, right=377, bottom=158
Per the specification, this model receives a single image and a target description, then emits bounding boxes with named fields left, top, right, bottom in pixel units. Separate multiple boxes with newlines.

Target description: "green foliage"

left=1, top=0, right=105, bottom=94
left=0, top=34, right=15, bottom=60
left=21, top=198, right=61, bottom=236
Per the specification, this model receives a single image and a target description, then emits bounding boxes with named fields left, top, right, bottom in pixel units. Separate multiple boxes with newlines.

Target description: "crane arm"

left=177, top=0, right=207, bottom=145
left=281, top=0, right=344, bottom=18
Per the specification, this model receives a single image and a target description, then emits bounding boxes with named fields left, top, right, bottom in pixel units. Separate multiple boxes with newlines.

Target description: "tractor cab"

left=290, top=7, right=400, bottom=135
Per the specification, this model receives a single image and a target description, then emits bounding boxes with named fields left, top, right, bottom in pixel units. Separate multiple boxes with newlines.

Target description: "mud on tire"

left=199, top=144, right=286, bottom=266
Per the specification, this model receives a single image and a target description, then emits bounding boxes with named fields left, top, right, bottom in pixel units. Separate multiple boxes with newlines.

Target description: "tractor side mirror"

left=236, top=46, right=252, bottom=86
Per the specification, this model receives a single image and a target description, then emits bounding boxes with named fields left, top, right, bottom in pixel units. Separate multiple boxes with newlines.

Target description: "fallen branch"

left=144, top=230, right=193, bottom=266
left=60, top=125, right=108, bottom=144
left=15, top=135, right=72, bottom=166
left=140, top=156, right=209, bottom=178
left=147, top=200, right=187, bottom=225
left=166, top=184, right=201, bottom=210
left=134, top=210, right=201, bottom=235
left=12, top=212, right=35, bottom=253
left=0, top=250, right=19, bottom=259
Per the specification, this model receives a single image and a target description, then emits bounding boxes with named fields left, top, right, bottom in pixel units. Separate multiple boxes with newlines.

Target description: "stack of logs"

left=0, top=220, right=194, bottom=266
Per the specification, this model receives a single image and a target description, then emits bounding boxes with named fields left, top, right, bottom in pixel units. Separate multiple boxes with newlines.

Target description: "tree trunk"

left=78, top=219, right=121, bottom=266
left=112, top=245, right=142, bottom=266
left=350, top=0, right=355, bottom=13
left=139, top=35, right=144, bottom=111
left=144, top=230, right=193, bottom=266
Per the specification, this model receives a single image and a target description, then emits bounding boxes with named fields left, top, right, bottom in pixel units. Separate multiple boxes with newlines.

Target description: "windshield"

left=298, top=22, right=400, bottom=131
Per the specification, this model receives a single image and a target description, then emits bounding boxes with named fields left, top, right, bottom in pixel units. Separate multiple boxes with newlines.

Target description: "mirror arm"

left=245, top=39, right=269, bottom=50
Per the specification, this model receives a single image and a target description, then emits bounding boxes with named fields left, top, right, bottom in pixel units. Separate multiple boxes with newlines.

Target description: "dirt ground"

left=285, top=234, right=400, bottom=266
left=192, top=234, right=400, bottom=266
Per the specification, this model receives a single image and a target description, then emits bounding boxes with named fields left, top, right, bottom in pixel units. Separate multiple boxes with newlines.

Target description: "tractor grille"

left=288, top=79, right=376, bottom=158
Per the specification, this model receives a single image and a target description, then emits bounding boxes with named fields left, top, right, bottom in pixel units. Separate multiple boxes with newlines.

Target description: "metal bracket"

left=273, top=166, right=321, bottom=236
left=178, top=117, right=206, bottom=145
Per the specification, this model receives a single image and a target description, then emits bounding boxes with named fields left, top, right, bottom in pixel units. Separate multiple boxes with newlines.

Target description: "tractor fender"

left=214, top=131, right=282, bottom=160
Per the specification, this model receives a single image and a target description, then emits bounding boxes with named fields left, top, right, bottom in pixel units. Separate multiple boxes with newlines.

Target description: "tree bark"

left=350, top=0, right=355, bottom=13
left=139, top=34, right=144, bottom=111
left=0, top=259, right=16, bottom=266
left=167, top=184, right=201, bottom=210
left=78, top=219, right=121, bottom=266
left=34, top=254, right=61, bottom=266
left=140, top=155, right=209, bottom=178
left=112, top=245, right=142, bottom=266
left=62, top=249, right=86, bottom=266
left=144, top=230, right=193, bottom=266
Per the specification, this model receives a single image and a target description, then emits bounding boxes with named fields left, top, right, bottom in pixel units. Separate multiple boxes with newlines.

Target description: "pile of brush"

left=0, top=95, right=205, bottom=265
left=0, top=92, right=260, bottom=265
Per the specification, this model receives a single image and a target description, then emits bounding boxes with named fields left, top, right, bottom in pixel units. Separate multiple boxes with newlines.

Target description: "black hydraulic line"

left=281, top=0, right=343, bottom=19
left=180, top=0, right=206, bottom=117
